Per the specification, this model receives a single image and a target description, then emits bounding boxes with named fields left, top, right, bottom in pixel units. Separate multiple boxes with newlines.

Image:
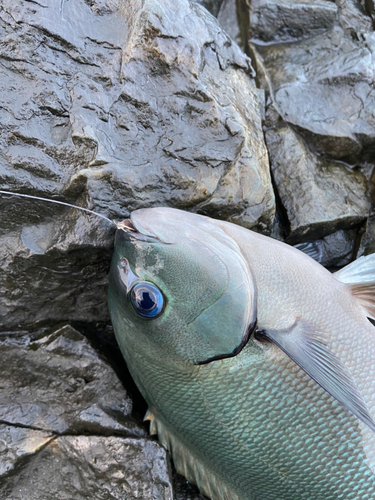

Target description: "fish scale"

left=119, top=330, right=375, bottom=499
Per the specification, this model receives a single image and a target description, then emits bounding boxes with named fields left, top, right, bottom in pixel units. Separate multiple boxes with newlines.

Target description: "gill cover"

left=110, top=208, right=257, bottom=365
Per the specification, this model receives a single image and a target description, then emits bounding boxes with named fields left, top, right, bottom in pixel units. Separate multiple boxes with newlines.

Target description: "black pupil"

left=136, top=289, right=156, bottom=311
left=130, top=283, right=163, bottom=318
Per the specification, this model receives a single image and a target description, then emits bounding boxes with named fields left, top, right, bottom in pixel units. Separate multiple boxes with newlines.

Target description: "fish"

left=108, top=206, right=375, bottom=500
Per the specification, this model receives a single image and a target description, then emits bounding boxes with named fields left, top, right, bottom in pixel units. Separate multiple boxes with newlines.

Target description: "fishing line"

left=0, top=189, right=116, bottom=226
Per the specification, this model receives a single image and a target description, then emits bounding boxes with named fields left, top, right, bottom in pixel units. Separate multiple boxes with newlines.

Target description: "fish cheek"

left=143, top=243, right=254, bottom=364
left=182, top=288, right=253, bottom=364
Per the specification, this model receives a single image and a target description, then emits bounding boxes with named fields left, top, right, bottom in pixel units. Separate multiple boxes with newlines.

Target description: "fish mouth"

left=116, top=215, right=171, bottom=244
left=116, top=218, right=138, bottom=232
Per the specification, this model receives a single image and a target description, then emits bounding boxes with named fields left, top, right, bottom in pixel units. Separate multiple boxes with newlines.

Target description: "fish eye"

left=130, top=282, right=164, bottom=318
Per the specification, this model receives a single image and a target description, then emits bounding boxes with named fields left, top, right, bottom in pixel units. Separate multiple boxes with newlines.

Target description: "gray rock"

left=217, top=0, right=243, bottom=48
left=319, top=228, right=357, bottom=267
left=0, top=211, right=114, bottom=328
left=244, top=0, right=338, bottom=43
left=0, top=424, right=53, bottom=478
left=336, top=0, right=373, bottom=33
left=195, top=0, right=243, bottom=49
left=357, top=214, right=375, bottom=257
left=0, top=435, right=173, bottom=500
left=195, top=0, right=225, bottom=17
left=294, top=228, right=357, bottom=268
left=0, top=0, right=274, bottom=330
left=0, top=325, right=142, bottom=437
left=365, top=0, right=375, bottom=23
left=0, top=325, right=175, bottom=498
left=253, top=26, right=375, bottom=161
left=266, top=126, right=370, bottom=242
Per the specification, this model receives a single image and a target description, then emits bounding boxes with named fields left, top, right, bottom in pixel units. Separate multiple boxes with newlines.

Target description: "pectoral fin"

left=261, top=319, right=375, bottom=432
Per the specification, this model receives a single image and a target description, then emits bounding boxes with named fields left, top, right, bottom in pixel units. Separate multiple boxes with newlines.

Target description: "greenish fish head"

left=108, top=207, right=256, bottom=372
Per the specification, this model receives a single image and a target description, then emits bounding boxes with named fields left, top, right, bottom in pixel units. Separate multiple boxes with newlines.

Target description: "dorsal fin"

left=334, top=254, right=375, bottom=319
left=349, top=283, right=375, bottom=320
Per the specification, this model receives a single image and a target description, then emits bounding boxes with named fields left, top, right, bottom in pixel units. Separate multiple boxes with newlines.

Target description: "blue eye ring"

left=130, top=282, right=164, bottom=318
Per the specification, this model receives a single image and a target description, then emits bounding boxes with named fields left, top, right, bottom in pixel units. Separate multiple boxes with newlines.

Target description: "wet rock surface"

left=247, top=0, right=338, bottom=43
left=266, top=125, right=369, bottom=242
left=1, top=0, right=375, bottom=499
left=248, top=0, right=374, bottom=248
left=0, top=0, right=274, bottom=330
left=0, top=435, right=173, bottom=500
left=0, top=425, right=54, bottom=479
left=255, top=27, right=375, bottom=162
left=0, top=325, right=174, bottom=499
left=0, top=325, right=139, bottom=436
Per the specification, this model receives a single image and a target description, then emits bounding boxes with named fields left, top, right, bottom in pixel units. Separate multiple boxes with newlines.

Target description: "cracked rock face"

left=1, top=435, right=173, bottom=500
left=266, top=126, right=370, bottom=243
left=0, top=0, right=274, bottom=330
left=247, top=0, right=338, bottom=43
left=247, top=0, right=374, bottom=248
left=0, top=326, right=174, bottom=499
left=0, top=425, right=54, bottom=479
left=255, top=27, right=375, bottom=162
left=0, top=325, right=139, bottom=436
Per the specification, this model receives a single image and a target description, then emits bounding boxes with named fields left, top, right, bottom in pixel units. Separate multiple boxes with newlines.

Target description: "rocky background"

left=0, top=0, right=373, bottom=498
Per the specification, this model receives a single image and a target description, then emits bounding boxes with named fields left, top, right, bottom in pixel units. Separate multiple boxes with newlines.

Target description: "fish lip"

left=116, top=219, right=138, bottom=232
left=195, top=320, right=257, bottom=366
left=115, top=214, right=171, bottom=244
left=115, top=217, right=160, bottom=243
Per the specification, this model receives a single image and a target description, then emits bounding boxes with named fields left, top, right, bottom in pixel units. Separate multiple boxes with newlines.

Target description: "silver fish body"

left=108, top=208, right=375, bottom=500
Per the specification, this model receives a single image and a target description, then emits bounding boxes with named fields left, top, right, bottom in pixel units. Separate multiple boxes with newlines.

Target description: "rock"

left=195, top=0, right=243, bottom=49
left=0, top=0, right=274, bottom=330
left=357, top=214, right=375, bottom=257
left=0, top=435, right=173, bottom=500
left=336, top=0, right=373, bottom=33
left=0, top=325, right=175, bottom=499
left=365, top=0, right=375, bottom=24
left=245, top=0, right=338, bottom=43
left=217, top=0, right=243, bottom=48
left=319, top=228, right=357, bottom=267
left=253, top=26, right=375, bottom=162
left=0, top=424, right=53, bottom=478
left=266, top=126, right=370, bottom=242
left=195, top=0, right=225, bottom=17
left=294, top=228, right=357, bottom=268
left=0, top=211, right=114, bottom=328
left=0, top=325, right=142, bottom=437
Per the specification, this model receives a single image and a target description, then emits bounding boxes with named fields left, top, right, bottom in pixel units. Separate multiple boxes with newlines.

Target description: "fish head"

left=108, top=207, right=256, bottom=372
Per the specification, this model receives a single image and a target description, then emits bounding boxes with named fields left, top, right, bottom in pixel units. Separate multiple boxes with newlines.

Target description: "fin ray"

left=349, top=282, right=375, bottom=320
left=263, top=319, right=375, bottom=432
left=334, top=254, right=375, bottom=319
left=334, top=253, right=375, bottom=284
